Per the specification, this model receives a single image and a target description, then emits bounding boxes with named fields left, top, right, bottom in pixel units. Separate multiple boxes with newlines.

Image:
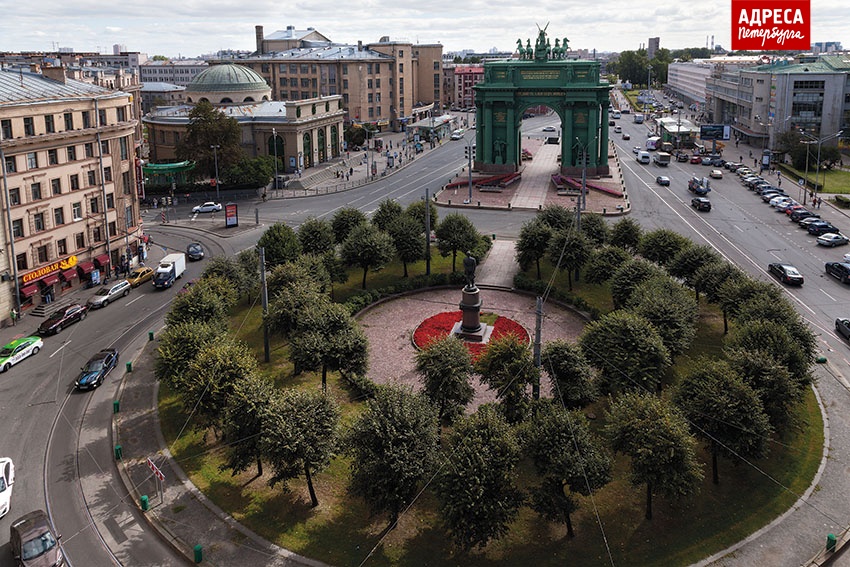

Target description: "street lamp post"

left=799, top=129, right=843, bottom=197
left=463, top=133, right=474, bottom=204
left=272, top=128, right=278, bottom=192
left=210, top=144, right=220, bottom=202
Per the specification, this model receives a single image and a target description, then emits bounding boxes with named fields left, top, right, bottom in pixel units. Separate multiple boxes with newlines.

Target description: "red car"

left=690, top=155, right=702, bottom=164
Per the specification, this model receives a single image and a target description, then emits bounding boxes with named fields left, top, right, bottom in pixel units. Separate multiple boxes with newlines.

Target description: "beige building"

left=0, top=66, right=142, bottom=322
left=211, top=27, right=443, bottom=132
left=144, top=64, right=345, bottom=173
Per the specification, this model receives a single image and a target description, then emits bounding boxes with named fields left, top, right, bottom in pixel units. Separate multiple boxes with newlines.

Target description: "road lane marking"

left=126, top=296, right=144, bottom=306
left=50, top=341, right=72, bottom=358
left=821, top=288, right=837, bottom=302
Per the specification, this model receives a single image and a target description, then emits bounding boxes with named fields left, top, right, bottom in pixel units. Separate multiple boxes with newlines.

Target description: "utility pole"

left=532, top=296, right=543, bottom=400
left=260, top=247, right=270, bottom=363
left=210, top=144, right=221, bottom=202
left=464, top=135, right=474, bottom=204
left=272, top=127, right=278, bottom=193
left=424, top=188, right=431, bottom=275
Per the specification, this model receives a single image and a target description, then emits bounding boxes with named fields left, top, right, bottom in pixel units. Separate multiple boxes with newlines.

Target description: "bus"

left=634, top=113, right=645, bottom=124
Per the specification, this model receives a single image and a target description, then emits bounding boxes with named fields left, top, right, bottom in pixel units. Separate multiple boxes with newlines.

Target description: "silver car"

left=86, top=280, right=131, bottom=308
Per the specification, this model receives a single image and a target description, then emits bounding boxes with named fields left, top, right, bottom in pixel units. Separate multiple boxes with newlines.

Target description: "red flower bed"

left=413, top=311, right=530, bottom=360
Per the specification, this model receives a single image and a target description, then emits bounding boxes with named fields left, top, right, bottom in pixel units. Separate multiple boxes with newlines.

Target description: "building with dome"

left=144, top=63, right=345, bottom=173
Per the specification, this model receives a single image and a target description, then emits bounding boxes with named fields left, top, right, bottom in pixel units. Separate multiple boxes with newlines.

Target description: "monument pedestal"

left=453, top=285, right=492, bottom=343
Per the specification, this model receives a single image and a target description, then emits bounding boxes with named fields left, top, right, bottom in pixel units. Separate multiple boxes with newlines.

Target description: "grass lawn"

left=778, top=163, right=850, bottom=195
left=159, top=257, right=824, bottom=566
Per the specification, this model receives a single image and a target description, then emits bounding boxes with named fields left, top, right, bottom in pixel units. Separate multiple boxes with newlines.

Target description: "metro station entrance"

left=473, top=27, right=612, bottom=176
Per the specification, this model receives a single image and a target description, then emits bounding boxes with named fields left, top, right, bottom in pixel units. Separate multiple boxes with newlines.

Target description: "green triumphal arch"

left=473, top=27, right=612, bottom=176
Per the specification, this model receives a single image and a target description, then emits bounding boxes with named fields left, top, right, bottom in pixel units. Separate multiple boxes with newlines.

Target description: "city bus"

left=634, top=113, right=645, bottom=124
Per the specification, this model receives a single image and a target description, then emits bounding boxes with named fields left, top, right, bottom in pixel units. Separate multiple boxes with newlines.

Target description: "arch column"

left=562, top=106, right=574, bottom=167
left=599, top=102, right=610, bottom=167
left=588, top=104, right=599, bottom=166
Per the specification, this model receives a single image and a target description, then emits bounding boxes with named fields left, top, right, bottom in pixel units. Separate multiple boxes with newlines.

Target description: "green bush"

left=834, top=195, right=850, bottom=208
left=513, top=273, right=601, bottom=319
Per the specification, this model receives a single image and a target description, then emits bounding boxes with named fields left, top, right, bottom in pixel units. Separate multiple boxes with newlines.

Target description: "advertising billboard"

left=699, top=124, right=732, bottom=141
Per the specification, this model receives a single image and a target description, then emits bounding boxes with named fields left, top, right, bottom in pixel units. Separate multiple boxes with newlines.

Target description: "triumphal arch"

left=473, top=27, right=612, bottom=176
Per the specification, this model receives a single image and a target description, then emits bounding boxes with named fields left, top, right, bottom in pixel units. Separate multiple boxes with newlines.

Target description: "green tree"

left=331, top=207, right=368, bottom=244
left=340, top=223, right=396, bottom=289
left=405, top=200, right=439, bottom=232
left=578, top=310, right=670, bottom=393
left=524, top=402, right=612, bottom=537
left=734, top=295, right=817, bottom=371
left=606, top=392, right=703, bottom=520
left=297, top=216, right=335, bottom=256
left=266, top=280, right=329, bottom=336
left=610, top=258, right=668, bottom=309
left=673, top=359, right=772, bottom=484
left=583, top=245, right=631, bottom=285
left=726, top=350, right=802, bottom=432
left=695, top=260, right=744, bottom=306
left=203, top=255, right=252, bottom=298
left=371, top=198, right=405, bottom=232
left=435, top=213, right=481, bottom=272
left=222, top=155, right=275, bottom=186
left=387, top=215, right=425, bottom=277
left=638, top=228, right=692, bottom=267
left=627, top=275, right=698, bottom=357
left=724, top=319, right=811, bottom=394
left=515, top=218, right=553, bottom=279
left=261, top=389, right=340, bottom=507
left=288, top=301, right=369, bottom=391
left=541, top=340, right=598, bottom=408
left=538, top=204, right=574, bottom=231
left=165, top=276, right=235, bottom=329
left=609, top=216, right=642, bottom=251
left=475, top=333, right=539, bottom=423
left=155, top=321, right=224, bottom=391
left=436, top=406, right=523, bottom=550
left=236, top=248, right=260, bottom=297
left=182, top=336, right=258, bottom=433
left=717, top=276, right=781, bottom=334
left=415, top=335, right=474, bottom=424
left=667, top=244, right=722, bottom=300
left=175, top=100, right=244, bottom=178
left=221, top=374, right=277, bottom=477
left=346, top=385, right=438, bottom=526
left=578, top=212, right=609, bottom=246
left=257, top=222, right=302, bottom=268
left=547, top=230, right=592, bottom=290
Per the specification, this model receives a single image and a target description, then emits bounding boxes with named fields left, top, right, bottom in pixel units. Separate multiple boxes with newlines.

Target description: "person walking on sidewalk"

left=10, top=308, right=17, bottom=326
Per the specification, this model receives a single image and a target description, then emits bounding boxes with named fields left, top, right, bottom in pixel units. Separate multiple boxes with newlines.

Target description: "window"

left=48, top=149, right=58, bottom=165
left=87, top=171, right=96, bottom=186
left=12, top=219, right=23, bottom=238
left=72, top=202, right=82, bottom=220
left=122, top=171, right=131, bottom=195
left=104, top=166, right=112, bottom=182
left=119, top=136, right=129, bottom=159
left=117, top=106, right=126, bottom=122
left=92, top=226, right=103, bottom=242
left=1, top=119, right=11, bottom=138
left=300, top=78, right=310, bottom=88
left=290, top=64, right=297, bottom=73
left=82, top=111, right=91, bottom=128
left=399, top=63, right=403, bottom=73
left=57, top=238, right=67, bottom=256
left=311, top=64, right=317, bottom=74
left=368, top=79, right=373, bottom=89
left=85, top=143, right=94, bottom=158
left=367, top=63, right=373, bottom=74
left=9, top=187, right=20, bottom=205
left=16, top=253, right=27, bottom=270
left=45, top=114, right=56, bottom=133
left=368, top=108, right=374, bottom=118
left=31, top=183, right=42, bottom=201
left=398, top=50, right=403, bottom=57
left=90, top=197, right=100, bottom=213
left=375, top=63, right=380, bottom=73
left=70, top=174, right=80, bottom=191
left=75, top=232, right=85, bottom=249
left=33, top=212, right=45, bottom=232
left=434, top=61, right=440, bottom=70
left=279, top=64, right=287, bottom=73
left=376, top=78, right=381, bottom=88
left=27, top=152, right=38, bottom=169
left=343, top=79, right=348, bottom=89
left=108, top=221, right=117, bottom=237
left=54, top=207, right=65, bottom=226
left=261, top=64, right=270, bottom=73
left=106, top=193, right=115, bottom=209
left=67, top=145, right=76, bottom=161
left=37, top=245, right=48, bottom=263
left=368, top=94, right=374, bottom=103
left=100, top=140, right=110, bottom=154
left=24, top=117, right=35, bottom=136
left=64, top=112, right=74, bottom=130
left=311, top=78, right=317, bottom=88
left=342, top=64, right=348, bottom=75
left=4, top=156, right=15, bottom=173
left=300, top=64, right=309, bottom=74
left=51, top=178, right=61, bottom=195
left=125, top=205, right=134, bottom=230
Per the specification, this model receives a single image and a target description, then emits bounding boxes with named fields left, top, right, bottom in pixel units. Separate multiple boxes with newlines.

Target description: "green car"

left=0, top=336, right=43, bottom=373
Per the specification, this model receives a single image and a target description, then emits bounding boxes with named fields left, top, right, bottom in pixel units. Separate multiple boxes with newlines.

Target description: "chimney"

left=358, top=41, right=363, bottom=52
left=255, top=25, right=264, bottom=54
left=29, top=63, right=41, bottom=74
left=42, top=65, right=67, bottom=84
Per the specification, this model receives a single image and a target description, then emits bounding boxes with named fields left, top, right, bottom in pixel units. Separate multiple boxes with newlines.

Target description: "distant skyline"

left=0, top=1, right=847, bottom=58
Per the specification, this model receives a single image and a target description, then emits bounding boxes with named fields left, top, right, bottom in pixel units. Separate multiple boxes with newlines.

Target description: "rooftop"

left=185, top=64, right=268, bottom=93
left=222, top=44, right=395, bottom=62
left=0, top=68, right=120, bottom=104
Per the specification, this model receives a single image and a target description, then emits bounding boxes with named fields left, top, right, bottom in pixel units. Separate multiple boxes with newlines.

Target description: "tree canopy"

left=175, top=100, right=244, bottom=178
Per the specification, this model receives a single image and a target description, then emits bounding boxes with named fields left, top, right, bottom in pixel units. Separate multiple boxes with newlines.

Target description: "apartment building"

left=0, top=67, right=142, bottom=321
left=139, top=59, right=209, bottom=87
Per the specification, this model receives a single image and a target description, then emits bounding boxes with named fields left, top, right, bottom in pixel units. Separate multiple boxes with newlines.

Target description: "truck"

left=636, top=151, right=651, bottom=164
left=646, top=136, right=661, bottom=151
left=653, top=152, right=671, bottom=166
left=152, top=253, right=187, bottom=289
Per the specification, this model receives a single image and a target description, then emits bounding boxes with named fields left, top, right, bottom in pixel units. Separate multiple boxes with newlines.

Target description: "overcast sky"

left=1, top=0, right=847, bottom=58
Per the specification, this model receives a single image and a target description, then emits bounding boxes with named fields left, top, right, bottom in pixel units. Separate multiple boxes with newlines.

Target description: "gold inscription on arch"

left=520, top=70, right=562, bottom=81
left=494, top=111, right=507, bottom=123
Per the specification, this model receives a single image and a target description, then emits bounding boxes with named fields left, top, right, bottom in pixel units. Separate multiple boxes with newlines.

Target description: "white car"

left=192, top=201, right=222, bottom=214
left=0, top=457, right=14, bottom=518
left=818, top=233, right=850, bottom=247
left=632, top=146, right=642, bottom=154
left=709, top=169, right=723, bottom=179
left=541, top=126, right=557, bottom=132
left=769, top=195, right=792, bottom=207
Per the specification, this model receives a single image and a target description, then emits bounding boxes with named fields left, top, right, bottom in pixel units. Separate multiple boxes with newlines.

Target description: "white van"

left=637, top=151, right=651, bottom=164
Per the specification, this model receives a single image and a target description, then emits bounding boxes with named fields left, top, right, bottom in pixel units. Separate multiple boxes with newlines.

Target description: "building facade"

left=139, top=59, right=209, bottom=87
left=0, top=67, right=142, bottom=322
left=454, top=66, right=484, bottom=109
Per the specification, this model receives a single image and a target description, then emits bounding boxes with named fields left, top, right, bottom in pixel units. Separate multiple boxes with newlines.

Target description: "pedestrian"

left=349, top=167, right=354, bottom=176
left=10, top=308, right=17, bottom=326
left=749, top=150, right=753, bottom=158
left=735, top=139, right=739, bottom=148
left=817, top=197, right=823, bottom=209
left=777, top=175, right=782, bottom=187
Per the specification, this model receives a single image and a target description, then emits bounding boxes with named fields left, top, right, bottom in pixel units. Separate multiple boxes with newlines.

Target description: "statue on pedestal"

left=463, top=252, right=477, bottom=289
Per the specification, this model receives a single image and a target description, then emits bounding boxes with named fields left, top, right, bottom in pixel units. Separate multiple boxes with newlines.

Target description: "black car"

left=790, top=209, right=818, bottom=222
left=808, top=221, right=840, bottom=236
left=691, top=197, right=711, bottom=211
left=836, top=318, right=850, bottom=340
left=768, top=263, right=804, bottom=285
left=38, top=304, right=88, bottom=335
left=761, top=191, right=786, bottom=202
left=186, top=242, right=205, bottom=261
left=755, top=184, right=780, bottom=195
left=74, top=348, right=119, bottom=390
left=825, top=262, right=850, bottom=284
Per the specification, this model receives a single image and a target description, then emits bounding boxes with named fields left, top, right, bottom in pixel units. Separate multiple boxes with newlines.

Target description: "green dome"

left=186, top=64, right=269, bottom=93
